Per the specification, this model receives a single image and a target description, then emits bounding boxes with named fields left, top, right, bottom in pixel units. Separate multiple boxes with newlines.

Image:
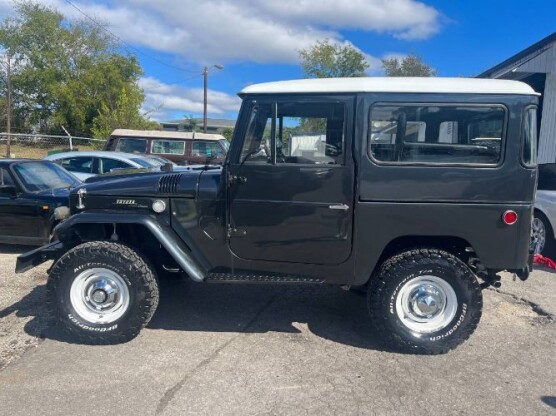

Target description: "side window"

left=116, top=138, right=148, bottom=153
left=0, top=168, right=15, bottom=192
left=99, top=158, right=131, bottom=174
left=192, top=141, right=225, bottom=159
left=276, top=102, right=345, bottom=165
left=239, top=102, right=273, bottom=164
left=60, top=157, right=93, bottom=174
left=151, top=140, right=185, bottom=155
left=522, top=107, right=537, bottom=167
left=369, top=104, right=505, bottom=165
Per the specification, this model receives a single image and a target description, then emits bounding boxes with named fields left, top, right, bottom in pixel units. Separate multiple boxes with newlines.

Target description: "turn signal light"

left=502, top=210, right=518, bottom=225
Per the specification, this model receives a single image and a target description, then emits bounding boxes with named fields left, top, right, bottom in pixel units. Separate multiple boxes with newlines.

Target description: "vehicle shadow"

left=541, top=396, right=556, bottom=409
left=0, top=244, right=35, bottom=255
left=4, top=277, right=405, bottom=354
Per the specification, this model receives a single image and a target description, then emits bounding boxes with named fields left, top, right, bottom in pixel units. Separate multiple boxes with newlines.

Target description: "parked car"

left=103, top=129, right=229, bottom=165
left=532, top=163, right=556, bottom=255
left=18, top=77, right=538, bottom=354
left=0, top=159, right=80, bottom=245
left=44, top=151, right=173, bottom=180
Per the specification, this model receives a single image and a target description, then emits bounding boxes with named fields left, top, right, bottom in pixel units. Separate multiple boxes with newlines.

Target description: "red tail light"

left=503, top=210, right=518, bottom=225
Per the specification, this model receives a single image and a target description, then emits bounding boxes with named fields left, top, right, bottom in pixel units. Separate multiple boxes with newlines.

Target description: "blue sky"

left=2, top=0, right=555, bottom=122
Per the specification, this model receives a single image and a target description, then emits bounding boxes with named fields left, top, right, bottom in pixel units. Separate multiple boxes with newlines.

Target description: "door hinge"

left=227, top=225, right=247, bottom=237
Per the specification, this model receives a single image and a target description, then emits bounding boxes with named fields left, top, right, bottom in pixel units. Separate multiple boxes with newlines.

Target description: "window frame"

left=367, top=102, right=508, bottom=168
left=150, top=139, right=186, bottom=156
left=236, top=96, right=348, bottom=167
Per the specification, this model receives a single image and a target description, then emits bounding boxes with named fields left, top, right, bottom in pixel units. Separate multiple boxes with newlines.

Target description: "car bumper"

left=15, top=240, right=65, bottom=274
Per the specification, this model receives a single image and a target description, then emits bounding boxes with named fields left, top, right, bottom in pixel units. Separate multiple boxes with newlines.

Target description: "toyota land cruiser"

left=16, top=77, right=539, bottom=354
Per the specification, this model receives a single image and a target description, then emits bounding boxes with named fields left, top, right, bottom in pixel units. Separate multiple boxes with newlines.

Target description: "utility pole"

left=203, top=66, right=208, bottom=133
left=202, top=64, right=223, bottom=134
left=6, top=54, right=11, bottom=158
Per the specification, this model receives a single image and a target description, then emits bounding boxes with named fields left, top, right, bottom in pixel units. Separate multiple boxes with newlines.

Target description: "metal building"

left=479, top=33, right=556, bottom=163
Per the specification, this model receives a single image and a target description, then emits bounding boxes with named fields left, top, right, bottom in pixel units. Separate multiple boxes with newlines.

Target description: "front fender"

left=17, top=213, right=208, bottom=282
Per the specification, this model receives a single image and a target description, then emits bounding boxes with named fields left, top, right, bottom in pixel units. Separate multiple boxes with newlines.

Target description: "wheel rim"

left=531, top=217, right=546, bottom=254
left=395, top=275, right=458, bottom=334
left=69, top=268, right=130, bottom=324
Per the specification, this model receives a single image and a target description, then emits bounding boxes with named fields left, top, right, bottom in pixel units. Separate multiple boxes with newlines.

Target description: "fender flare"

left=23, top=213, right=207, bottom=281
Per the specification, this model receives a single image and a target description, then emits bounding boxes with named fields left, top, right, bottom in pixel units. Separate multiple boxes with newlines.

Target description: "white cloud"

left=32, top=0, right=441, bottom=65
left=139, top=77, right=241, bottom=121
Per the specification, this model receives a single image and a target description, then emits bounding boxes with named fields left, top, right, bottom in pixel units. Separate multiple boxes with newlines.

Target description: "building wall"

left=538, top=72, right=556, bottom=163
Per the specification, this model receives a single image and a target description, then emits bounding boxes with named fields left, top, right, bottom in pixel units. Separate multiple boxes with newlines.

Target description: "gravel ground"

left=0, top=244, right=555, bottom=415
left=0, top=245, right=50, bottom=370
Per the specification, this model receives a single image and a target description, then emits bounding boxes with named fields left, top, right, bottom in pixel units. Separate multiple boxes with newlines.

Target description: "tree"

left=299, top=39, right=369, bottom=78
left=92, top=84, right=159, bottom=140
left=0, top=1, right=155, bottom=136
left=222, top=127, right=234, bottom=142
left=382, top=54, right=436, bottom=77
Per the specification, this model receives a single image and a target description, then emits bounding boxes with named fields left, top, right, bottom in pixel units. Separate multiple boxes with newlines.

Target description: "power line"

left=62, top=0, right=199, bottom=74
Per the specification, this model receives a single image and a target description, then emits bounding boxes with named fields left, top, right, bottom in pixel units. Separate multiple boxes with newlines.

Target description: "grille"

left=158, top=173, right=182, bottom=194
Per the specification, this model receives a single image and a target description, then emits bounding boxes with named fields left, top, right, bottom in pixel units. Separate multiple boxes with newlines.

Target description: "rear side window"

left=116, top=138, right=148, bottom=153
left=99, top=158, right=131, bottom=174
left=369, top=104, right=506, bottom=165
left=192, top=141, right=225, bottom=158
left=537, top=164, right=556, bottom=190
left=60, top=157, right=93, bottom=174
left=0, top=167, right=15, bottom=186
left=522, top=107, right=537, bottom=167
left=151, top=140, right=185, bottom=155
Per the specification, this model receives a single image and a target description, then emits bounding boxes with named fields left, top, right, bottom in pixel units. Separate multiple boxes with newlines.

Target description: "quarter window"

left=522, top=107, right=537, bottom=167
left=369, top=104, right=506, bottom=165
left=151, top=140, right=185, bottom=155
left=0, top=167, right=15, bottom=187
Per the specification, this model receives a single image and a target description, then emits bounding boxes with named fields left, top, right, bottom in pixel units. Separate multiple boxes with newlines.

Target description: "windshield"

left=220, top=139, right=230, bottom=151
left=13, top=161, right=80, bottom=192
left=130, top=158, right=157, bottom=168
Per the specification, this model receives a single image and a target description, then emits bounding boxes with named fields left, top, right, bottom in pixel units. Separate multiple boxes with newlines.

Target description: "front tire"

left=368, top=249, right=482, bottom=354
left=47, top=241, right=159, bottom=344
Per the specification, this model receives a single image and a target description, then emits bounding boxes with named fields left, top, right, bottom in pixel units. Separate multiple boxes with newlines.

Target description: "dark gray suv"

left=17, top=77, right=538, bottom=354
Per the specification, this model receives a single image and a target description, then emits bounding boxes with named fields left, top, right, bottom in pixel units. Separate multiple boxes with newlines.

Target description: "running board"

left=205, top=272, right=324, bottom=284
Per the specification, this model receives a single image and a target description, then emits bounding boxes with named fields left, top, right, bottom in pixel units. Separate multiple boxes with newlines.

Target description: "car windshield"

left=13, top=161, right=80, bottom=192
left=130, top=158, right=158, bottom=168
left=220, top=139, right=230, bottom=151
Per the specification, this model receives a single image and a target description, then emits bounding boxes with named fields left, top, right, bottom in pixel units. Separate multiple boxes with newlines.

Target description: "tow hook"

left=480, top=271, right=502, bottom=289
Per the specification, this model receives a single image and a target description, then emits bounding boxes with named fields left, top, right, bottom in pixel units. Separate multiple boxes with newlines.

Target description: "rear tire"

left=532, top=211, right=555, bottom=257
left=368, top=249, right=482, bottom=355
left=47, top=241, right=159, bottom=344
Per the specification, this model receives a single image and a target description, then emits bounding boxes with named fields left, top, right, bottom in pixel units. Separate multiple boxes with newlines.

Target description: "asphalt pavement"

left=0, top=245, right=555, bottom=415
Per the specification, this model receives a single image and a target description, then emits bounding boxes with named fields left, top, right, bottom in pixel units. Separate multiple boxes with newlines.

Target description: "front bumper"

left=16, top=241, right=65, bottom=274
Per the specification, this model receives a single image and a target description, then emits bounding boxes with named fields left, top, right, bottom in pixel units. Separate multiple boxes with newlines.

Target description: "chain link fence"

left=0, top=133, right=105, bottom=159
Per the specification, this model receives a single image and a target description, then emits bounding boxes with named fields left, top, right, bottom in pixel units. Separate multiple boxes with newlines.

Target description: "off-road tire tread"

left=46, top=241, right=159, bottom=345
left=368, top=248, right=482, bottom=355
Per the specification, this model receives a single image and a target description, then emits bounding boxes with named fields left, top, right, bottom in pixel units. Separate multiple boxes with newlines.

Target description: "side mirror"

left=0, top=185, right=17, bottom=197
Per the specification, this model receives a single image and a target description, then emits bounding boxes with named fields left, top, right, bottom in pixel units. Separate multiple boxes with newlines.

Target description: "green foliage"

left=382, top=54, right=436, bottom=77
left=92, top=85, right=159, bottom=139
left=222, top=127, right=234, bottom=141
left=299, top=39, right=369, bottom=78
left=0, top=1, right=155, bottom=136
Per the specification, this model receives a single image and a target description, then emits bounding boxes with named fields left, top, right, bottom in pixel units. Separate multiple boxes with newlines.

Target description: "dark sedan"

left=0, top=159, right=80, bottom=245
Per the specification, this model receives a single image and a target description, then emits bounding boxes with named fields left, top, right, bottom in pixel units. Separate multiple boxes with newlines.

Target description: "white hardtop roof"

left=111, top=129, right=225, bottom=141
left=240, top=77, right=539, bottom=96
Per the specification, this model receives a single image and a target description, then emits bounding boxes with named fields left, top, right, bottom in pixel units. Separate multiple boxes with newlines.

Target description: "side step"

left=206, top=272, right=324, bottom=284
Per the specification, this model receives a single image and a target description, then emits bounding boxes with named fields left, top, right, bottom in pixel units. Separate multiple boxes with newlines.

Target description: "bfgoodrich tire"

left=47, top=241, right=159, bottom=344
left=368, top=249, right=482, bottom=355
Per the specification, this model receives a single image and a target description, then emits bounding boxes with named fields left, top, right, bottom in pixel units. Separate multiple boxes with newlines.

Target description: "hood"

left=74, top=170, right=205, bottom=198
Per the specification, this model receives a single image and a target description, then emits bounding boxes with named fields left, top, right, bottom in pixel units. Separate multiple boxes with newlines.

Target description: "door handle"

left=329, top=203, right=349, bottom=211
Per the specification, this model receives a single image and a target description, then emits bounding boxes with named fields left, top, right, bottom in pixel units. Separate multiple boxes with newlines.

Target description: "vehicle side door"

left=0, top=167, right=44, bottom=243
left=227, top=95, right=355, bottom=265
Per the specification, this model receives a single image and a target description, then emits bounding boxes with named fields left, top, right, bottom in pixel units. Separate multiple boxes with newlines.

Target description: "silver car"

left=44, top=151, right=173, bottom=181
left=532, top=164, right=556, bottom=255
